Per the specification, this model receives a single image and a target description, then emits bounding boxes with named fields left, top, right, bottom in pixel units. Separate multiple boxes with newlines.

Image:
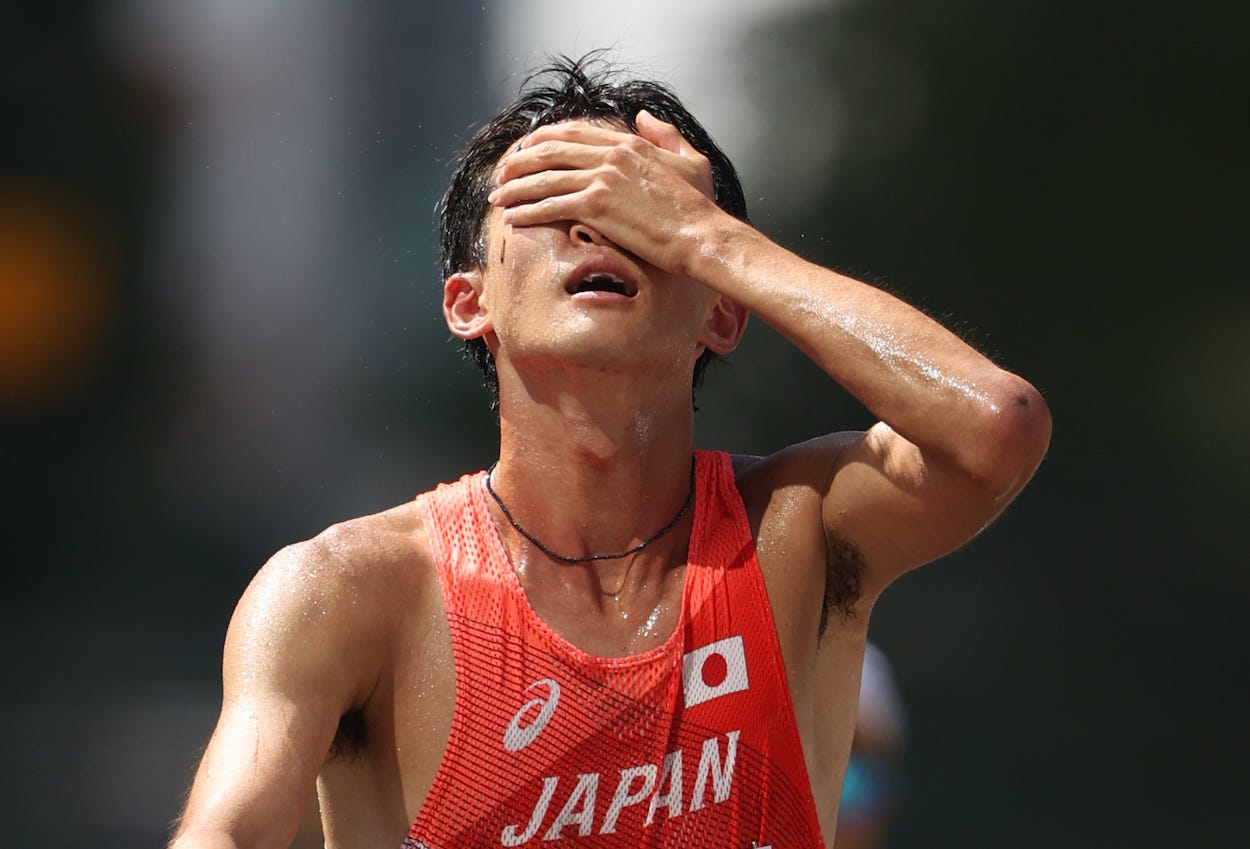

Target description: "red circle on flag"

left=701, top=652, right=728, bottom=688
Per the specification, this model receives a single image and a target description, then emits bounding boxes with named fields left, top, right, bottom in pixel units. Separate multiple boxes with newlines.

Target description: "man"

left=169, top=56, right=1050, bottom=849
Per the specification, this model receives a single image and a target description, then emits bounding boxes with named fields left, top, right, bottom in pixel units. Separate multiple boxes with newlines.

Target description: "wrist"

left=680, top=212, right=742, bottom=283
left=682, top=214, right=776, bottom=308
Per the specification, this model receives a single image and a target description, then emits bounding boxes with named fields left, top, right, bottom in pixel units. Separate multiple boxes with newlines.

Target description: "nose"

left=569, top=222, right=610, bottom=247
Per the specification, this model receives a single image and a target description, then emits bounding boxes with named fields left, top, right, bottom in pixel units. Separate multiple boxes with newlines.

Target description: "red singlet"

left=404, top=450, right=825, bottom=848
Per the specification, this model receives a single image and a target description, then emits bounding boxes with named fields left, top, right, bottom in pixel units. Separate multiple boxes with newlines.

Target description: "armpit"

left=327, top=705, right=368, bottom=762
left=820, top=533, right=864, bottom=638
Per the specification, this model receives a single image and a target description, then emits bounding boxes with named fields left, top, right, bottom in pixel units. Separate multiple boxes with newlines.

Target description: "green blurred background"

left=2, top=1, right=1246, bottom=847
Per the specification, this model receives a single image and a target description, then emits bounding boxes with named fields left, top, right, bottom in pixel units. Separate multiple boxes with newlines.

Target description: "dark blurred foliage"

left=2, top=1, right=1247, bottom=847
left=1, top=2, right=494, bottom=844
left=698, top=1, right=1248, bottom=846
left=1, top=0, right=172, bottom=650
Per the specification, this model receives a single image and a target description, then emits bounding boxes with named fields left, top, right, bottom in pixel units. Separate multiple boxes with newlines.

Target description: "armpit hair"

left=819, top=533, right=864, bottom=638
left=327, top=706, right=368, bottom=762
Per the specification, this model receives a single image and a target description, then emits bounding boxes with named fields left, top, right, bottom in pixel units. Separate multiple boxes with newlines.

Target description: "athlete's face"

left=445, top=132, right=734, bottom=387
left=490, top=214, right=708, bottom=369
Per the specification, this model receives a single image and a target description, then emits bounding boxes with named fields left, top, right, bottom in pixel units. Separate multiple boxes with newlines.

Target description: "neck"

left=489, top=366, right=698, bottom=590
left=486, top=457, right=695, bottom=565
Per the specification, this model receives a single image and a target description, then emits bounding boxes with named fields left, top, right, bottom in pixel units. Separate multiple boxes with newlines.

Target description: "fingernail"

left=488, top=188, right=499, bottom=204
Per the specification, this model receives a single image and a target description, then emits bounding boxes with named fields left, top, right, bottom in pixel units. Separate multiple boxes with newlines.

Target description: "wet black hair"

left=440, top=51, right=750, bottom=410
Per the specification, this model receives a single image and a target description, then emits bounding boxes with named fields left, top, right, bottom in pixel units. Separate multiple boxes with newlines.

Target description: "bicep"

left=821, top=422, right=1009, bottom=596
left=175, top=544, right=378, bottom=847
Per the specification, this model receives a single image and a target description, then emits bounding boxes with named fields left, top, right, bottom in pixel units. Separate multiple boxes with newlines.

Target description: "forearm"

left=168, top=797, right=303, bottom=849
left=685, top=217, right=1049, bottom=488
left=168, top=788, right=303, bottom=849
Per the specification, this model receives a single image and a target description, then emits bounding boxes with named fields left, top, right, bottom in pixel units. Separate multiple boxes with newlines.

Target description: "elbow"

left=969, top=378, right=1052, bottom=499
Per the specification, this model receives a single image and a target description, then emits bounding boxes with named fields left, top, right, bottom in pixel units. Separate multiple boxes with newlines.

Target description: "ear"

left=443, top=270, right=492, bottom=340
left=700, top=294, right=749, bottom=355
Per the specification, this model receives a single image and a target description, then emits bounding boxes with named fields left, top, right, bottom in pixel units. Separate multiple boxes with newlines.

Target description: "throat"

left=484, top=457, right=697, bottom=565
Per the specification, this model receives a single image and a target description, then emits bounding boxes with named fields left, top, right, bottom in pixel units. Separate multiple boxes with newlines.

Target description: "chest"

left=514, top=567, right=687, bottom=659
left=402, top=552, right=822, bottom=848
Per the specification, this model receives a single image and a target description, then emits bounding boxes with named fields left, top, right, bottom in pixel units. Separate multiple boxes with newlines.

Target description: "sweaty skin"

left=169, top=112, right=1050, bottom=849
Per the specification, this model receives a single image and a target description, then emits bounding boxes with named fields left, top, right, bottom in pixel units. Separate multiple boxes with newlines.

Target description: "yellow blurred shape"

left=0, top=185, right=112, bottom=408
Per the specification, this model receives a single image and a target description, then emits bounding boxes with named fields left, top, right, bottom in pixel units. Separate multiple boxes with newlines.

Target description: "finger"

left=497, top=140, right=606, bottom=184
left=520, top=120, right=634, bottom=150
left=488, top=168, right=595, bottom=208
left=635, top=109, right=714, bottom=200
left=500, top=192, right=586, bottom=229
left=634, top=110, right=688, bottom=156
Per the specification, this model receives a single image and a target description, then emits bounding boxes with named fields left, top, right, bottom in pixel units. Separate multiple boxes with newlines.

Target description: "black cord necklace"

left=484, top=458, right=696, bottom=564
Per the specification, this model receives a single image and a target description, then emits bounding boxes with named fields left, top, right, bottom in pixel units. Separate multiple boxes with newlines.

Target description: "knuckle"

left=604, top=145, right=634, bottom=168
left=596, top=167, right=623, bottom=190
left=585, top=183, right=611, bottom=213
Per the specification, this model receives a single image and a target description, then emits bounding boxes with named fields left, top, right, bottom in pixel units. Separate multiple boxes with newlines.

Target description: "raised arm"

left=699, top=231, right=1051, bottom=594
left=680, top=190, right=1051, bottom=594
left=170, top=537, right=382, bottom=849
left=491, top=113, right=1051, bottom=595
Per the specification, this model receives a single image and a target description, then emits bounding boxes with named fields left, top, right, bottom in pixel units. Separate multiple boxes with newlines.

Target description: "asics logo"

left=504, top=677, right=561, bottom=752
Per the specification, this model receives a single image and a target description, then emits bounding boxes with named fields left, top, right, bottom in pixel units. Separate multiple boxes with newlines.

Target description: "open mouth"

left=566, top=272, right=637, bottom=298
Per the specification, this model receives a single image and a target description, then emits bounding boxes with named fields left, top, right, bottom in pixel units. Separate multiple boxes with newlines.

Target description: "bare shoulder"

left=226, top=497, right=440, bottom=706
left=299, top=498, right=435, bottom=594
left=730, top=432, right=861, bottom=505
left=730, top=432, right=863, bottom=551
left=246, top=498, right=435, bottom=619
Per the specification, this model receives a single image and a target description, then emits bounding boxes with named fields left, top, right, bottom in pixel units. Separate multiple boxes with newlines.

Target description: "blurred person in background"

left=168, top=55, right=1049, bottom=849
left=835, top=643, right=907, bottom=849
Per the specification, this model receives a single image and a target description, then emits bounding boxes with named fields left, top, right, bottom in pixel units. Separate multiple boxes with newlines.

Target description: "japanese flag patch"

left=682, top=635, right=749, bottom=709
